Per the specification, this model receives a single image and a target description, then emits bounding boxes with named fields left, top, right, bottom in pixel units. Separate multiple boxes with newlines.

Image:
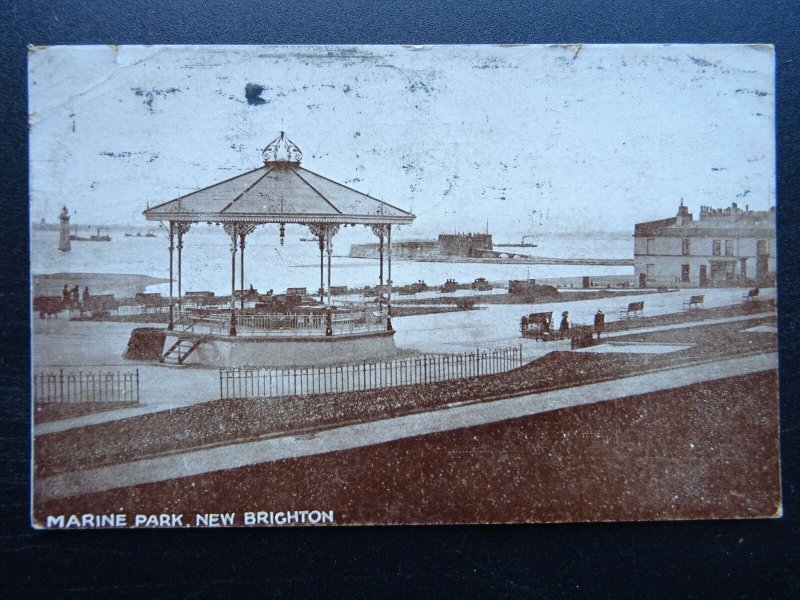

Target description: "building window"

left=681, top=264, right=690, bottom=282
left=757, top=239, right=768, bottom=255
left=740, top=258, right=747, bottom=279
left=712, top=240, right=721, bottom=256
left=724, top=240, right=734, bottom=256
left=682, top=238, right=690, bottom=256
left=646, top=238, right=654, bottom=255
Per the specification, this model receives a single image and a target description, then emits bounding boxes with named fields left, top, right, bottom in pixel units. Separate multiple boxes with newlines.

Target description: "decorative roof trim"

left=144, top=213, right=414, bottom=225
left=262, top=131, right=302, bottom=164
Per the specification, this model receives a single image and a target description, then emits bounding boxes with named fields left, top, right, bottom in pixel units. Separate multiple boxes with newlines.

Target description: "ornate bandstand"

left=137, top=132, right=415, bottom=367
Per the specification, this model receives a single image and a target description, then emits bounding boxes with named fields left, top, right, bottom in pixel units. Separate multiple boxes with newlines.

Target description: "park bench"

left=619, top=301, right=645, bottom=319
left=743, top=288, right=760, bottom=302
left=471, top=277, right=493, bottom=291
left=255, top=294, right=302, bottom=313
left=683, top=295, right=704, bottom=310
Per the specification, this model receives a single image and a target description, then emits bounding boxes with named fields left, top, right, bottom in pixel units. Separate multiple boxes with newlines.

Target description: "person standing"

left=82, top=286, right=90, bottom=304
left=559, top=311, right=569, bottom=340
left=62, top=285, right=70, bottom=304
left=594, top=309, right=605, bottom=340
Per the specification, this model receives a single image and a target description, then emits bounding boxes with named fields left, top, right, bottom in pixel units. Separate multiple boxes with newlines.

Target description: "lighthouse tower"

left=58, top=206, right=71, bottom=252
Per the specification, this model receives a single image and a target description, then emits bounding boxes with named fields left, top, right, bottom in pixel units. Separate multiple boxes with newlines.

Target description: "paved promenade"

left=37, top=351, right=777, bottom=501
left=34, top=310, right=775, bottom=435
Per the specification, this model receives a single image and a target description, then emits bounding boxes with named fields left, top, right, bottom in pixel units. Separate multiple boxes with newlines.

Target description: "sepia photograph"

left=29, top=44, right=779, bottom=528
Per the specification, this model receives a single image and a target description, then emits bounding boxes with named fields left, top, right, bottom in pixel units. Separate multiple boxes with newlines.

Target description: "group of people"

left=522, top=309, right=606, bottom=342
left=559, top=309, right=606, bottom=340
left=62, top=284, right=90, bottom=307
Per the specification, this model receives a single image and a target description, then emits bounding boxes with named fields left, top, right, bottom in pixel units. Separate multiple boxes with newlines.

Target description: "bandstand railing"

left=176, top=309, right=387, bottom=336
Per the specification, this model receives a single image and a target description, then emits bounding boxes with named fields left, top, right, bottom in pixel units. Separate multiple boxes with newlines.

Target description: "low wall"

left=124, top=328, right=167, bottom=361
left=164, top=330, right=398, bottom=368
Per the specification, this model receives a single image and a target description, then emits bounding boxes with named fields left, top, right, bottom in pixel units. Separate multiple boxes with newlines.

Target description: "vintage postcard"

left=30, top=44, right=779, bottom=528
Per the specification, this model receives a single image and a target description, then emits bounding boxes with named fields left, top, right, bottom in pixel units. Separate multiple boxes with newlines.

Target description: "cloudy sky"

left=28, top=44, right=774, bottom=238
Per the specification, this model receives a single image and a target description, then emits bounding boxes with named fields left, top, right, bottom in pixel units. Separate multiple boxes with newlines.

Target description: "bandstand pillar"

left=387, top=224, right=393, bottom=331
left=224, top=223, right=238, bottom=336
left=175, top=222, right=191, bottom=320
left=239, top=232, right=246, bottom=312
left=379, top=228, right=384, bottom=287
left=370, top=223, right=388, bottom=315
left=167, top=221, right=175, bottom=330
left=308, top=223, right=326, bottom=303
left=318, top=231, right=325, bottom=303
left=326, top=230, right=333, bottom=307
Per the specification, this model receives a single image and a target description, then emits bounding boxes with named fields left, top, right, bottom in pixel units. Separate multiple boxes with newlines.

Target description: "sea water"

left=31, top=227, right=634, bottom=297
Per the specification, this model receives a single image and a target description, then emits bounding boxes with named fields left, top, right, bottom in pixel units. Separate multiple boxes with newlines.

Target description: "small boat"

left=71, top=226, right=111, bottom=242
left=90, top=228, right=111, bottom=241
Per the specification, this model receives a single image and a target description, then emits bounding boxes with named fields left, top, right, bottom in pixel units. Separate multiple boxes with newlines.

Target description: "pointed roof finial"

left=262, top=131, right=303, bottom=165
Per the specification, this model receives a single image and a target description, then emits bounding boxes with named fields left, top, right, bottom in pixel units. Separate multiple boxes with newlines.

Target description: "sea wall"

left=349, top=241, right=438, bottom=259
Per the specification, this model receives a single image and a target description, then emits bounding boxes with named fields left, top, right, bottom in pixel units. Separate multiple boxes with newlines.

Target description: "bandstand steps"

left=159, top=337, right=204, bottom=366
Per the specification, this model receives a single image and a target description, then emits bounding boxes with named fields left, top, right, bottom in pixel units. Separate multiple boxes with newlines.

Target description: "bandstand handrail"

left=174, top=308, right=387, bottom=336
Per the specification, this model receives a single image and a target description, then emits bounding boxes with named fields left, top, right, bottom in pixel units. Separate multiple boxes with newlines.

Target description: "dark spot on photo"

left=245, top=83, right=266, bottom=105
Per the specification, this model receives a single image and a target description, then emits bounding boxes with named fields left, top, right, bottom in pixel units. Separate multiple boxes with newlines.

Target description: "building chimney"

left=676, top=200, right=691, bottom=225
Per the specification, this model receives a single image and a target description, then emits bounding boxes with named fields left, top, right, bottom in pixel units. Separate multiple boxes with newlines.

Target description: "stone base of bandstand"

left=161, top=329, right=398, bottom=368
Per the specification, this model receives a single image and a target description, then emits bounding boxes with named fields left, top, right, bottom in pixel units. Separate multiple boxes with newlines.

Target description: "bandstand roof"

left=144, top=132, right=415, bottom=226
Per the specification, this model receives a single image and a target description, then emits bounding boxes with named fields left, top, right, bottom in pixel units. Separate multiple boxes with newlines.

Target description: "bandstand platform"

left=152, top=308, right=396, bottom=368
left=127, top=131, right=415, bottom=369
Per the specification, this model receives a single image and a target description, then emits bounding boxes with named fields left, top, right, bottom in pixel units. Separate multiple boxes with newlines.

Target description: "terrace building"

left=633, top=202, right=776, bottom=288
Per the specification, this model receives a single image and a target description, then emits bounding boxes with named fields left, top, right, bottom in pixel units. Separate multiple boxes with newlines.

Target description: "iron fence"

left=33, top=369, right=140, bottom=404
left=219, top=346, right=523, bottom=399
